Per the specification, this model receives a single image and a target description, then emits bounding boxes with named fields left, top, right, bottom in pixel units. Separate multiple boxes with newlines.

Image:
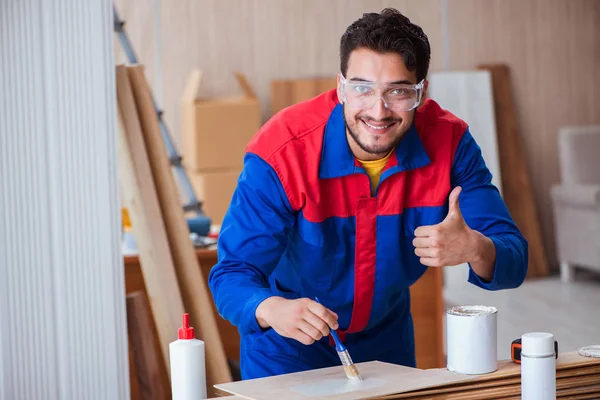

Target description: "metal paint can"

left=446, top=305, right=498, bottom=374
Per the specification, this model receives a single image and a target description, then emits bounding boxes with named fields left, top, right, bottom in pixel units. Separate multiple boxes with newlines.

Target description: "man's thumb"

left=445, top=186, right=462, bottom=219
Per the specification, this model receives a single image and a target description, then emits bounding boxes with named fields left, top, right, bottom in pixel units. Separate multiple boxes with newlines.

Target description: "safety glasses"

left=339, top=74, right=425, bottom=112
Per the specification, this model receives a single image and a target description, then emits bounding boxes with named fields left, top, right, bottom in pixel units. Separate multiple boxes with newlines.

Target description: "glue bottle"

left=521, top=332, right=556, bottom=400
left=169, top=313, right=207, bottom=400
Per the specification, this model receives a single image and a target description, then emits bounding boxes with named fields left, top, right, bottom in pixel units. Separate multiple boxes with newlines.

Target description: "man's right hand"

left=255, top=296, right=339, bottom=345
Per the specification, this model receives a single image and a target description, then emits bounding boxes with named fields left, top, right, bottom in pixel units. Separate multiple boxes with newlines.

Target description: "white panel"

left=427, top=70, right=502, bottom=288
left=427, top=70, right=502, bottom=193
left=0, top=1, right=129, bottom=399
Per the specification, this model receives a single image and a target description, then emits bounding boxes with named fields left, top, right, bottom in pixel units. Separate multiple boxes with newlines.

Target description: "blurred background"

left=1, top=1, right=599, bottom=399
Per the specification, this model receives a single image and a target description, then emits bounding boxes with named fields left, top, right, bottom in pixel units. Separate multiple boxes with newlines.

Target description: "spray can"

left=521, top=332, right=556, bottom=400
left=169, top=313, right=207, bottom=400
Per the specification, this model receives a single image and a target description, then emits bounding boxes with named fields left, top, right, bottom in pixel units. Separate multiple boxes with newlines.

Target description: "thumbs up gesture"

left=413, top=186, right=477, bottom=267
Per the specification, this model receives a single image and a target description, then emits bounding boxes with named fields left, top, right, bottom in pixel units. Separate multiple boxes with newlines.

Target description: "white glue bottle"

left=169, top=313, right=207, bottom=400
left=521, top=332, right=556, bottom=400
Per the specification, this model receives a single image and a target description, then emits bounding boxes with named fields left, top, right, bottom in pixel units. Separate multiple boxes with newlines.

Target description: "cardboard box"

left=182, top=70, right=261, bottom=171
left=187, top=168, right=241, bottom=226
left=270, top=77, right=337, bottom=116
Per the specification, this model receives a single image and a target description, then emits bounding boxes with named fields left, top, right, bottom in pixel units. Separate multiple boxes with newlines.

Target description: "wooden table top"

left=123, top=246, right=218, bottom=266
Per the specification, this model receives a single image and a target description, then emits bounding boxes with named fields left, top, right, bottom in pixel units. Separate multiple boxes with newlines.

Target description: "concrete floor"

left=443, top=269, right=600, bottom=361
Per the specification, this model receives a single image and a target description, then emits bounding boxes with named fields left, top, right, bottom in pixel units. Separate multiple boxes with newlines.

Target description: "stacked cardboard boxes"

left=181, top=70, right=261, bottom=225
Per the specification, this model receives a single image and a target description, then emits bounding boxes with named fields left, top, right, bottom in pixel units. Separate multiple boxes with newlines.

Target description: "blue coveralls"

left=208, top=92, right=528, bottom=379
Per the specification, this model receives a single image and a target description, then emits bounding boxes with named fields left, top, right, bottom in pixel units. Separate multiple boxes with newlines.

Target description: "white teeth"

left=364, top=121, right=392, bottom=130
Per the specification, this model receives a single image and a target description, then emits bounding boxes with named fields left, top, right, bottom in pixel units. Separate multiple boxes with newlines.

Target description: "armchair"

left=551, top=125, right=600, bottom=282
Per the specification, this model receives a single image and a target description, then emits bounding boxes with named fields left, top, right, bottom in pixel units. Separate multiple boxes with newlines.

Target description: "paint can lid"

left=522, top=332, right=555, bottom=357
left=446, top=305, right=497, bottom=316
left=579, top=345, right=600, bottom=358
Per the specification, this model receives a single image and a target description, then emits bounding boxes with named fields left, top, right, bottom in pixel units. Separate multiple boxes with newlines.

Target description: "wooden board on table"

left=115, top=64, right=185, bottom=371
left=214, top=361, right=478, bottom=400
left=391, top=375, right=600, bottom=400
left=270, top=77, right=337, bottom=115
left=380, top=351, right=600, bottom=399
left=127, top=65, right=233, bottom=391
left=477, top=63, right=549, bottom=278
left=386, top=370, right=600, bottom=400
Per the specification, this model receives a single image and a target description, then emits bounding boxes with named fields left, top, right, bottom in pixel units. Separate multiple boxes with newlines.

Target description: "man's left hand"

left=413, top=186, right=479, bottom=267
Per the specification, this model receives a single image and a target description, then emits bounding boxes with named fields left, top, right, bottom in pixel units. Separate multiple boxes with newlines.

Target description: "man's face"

left=337, top=48, right=426, bottom=161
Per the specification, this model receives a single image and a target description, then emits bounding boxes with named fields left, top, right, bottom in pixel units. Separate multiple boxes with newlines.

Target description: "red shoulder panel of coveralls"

left=245, top=90, right=340, bottom=212
left=375, top=99, right=470, bottom=216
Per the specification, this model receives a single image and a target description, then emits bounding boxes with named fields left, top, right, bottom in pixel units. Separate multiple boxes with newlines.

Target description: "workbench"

left=124, top=248, right=445, bottom=399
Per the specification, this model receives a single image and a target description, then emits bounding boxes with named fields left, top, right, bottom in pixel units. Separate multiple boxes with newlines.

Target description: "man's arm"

left=208, top=153, right=295, bottom=335
left=452, top=127, right=529, bottom=289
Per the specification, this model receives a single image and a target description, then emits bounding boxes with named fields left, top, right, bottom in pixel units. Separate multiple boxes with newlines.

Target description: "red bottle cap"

left=178, top=313, right=195, bottom=340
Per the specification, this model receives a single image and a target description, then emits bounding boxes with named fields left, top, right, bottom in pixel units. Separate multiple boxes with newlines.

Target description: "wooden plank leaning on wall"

left=478, top=64, right=549, bottom=278
left=127, top=65, right=232, bottom=392
left=116, top=65, right=187, bottom=374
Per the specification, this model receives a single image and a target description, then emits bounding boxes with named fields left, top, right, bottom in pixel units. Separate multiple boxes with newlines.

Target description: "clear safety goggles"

left=339, top=74, right=425, bottom=112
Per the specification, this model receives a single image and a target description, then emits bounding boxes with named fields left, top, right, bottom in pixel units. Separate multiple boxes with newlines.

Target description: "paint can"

left=446, top=305, right=498, bottom=374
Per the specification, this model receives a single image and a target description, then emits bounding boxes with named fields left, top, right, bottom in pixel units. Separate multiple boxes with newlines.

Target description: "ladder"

left=113, top=5, right=204, bottom=215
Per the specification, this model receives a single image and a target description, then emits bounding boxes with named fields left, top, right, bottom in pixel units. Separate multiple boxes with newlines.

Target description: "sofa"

left=551, top=125, right=600, bottom=282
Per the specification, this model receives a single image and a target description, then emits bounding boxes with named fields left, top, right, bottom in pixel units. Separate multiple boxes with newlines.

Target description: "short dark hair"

left=340, top=8, right=431, bottom=82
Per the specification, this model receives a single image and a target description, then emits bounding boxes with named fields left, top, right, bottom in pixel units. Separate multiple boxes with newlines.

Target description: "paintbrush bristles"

left=343, top=364, right=363, bottom=381
left=338, top=350, right=363, bottom=381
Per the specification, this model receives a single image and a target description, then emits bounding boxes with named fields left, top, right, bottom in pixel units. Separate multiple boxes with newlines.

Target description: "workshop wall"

left=113, top=0, right=600, bottom=271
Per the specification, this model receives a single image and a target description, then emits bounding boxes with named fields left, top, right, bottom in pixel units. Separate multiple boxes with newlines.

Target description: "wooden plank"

left=128, top=341, right=141, bottom=400
left=115, top=64, right=186, bottom=372
left=393, top=374, right=600, bottom=400
left=387, top=368, right=600, bottom=399
left=559, top=391, right=600, bottom=400
left=126, top=65, right=233, bottom=391
left=215, top=361, right=479, bottom=400
left=270, top=77, right=337, bottom=115
left=477, top=63, right=549, bottom=278
left=380, top=351, right=600, bottom=399
left=126, top=291, right=170, bottom=399
left=409, top=267, right=445, bottom=368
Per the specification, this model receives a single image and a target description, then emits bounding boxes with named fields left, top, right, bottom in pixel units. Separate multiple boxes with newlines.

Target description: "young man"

left=208, top=8, right=528, bottom=380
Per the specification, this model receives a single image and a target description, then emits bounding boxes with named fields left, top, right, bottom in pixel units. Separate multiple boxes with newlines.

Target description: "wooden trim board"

left=126, top=65, right=232, bottom=391
left=214, top=361, right=479, bottom=400
left=477, top=63, right=549, bottom=278
left=116, top=65, right=186, bottom=371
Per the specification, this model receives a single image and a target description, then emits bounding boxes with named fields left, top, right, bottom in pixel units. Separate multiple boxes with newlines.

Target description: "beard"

left=342, top=104, right=409, bottom=156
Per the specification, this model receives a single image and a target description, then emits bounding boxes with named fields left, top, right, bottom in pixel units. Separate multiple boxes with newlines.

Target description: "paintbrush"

left=314, top=297, right=363, bottom=382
